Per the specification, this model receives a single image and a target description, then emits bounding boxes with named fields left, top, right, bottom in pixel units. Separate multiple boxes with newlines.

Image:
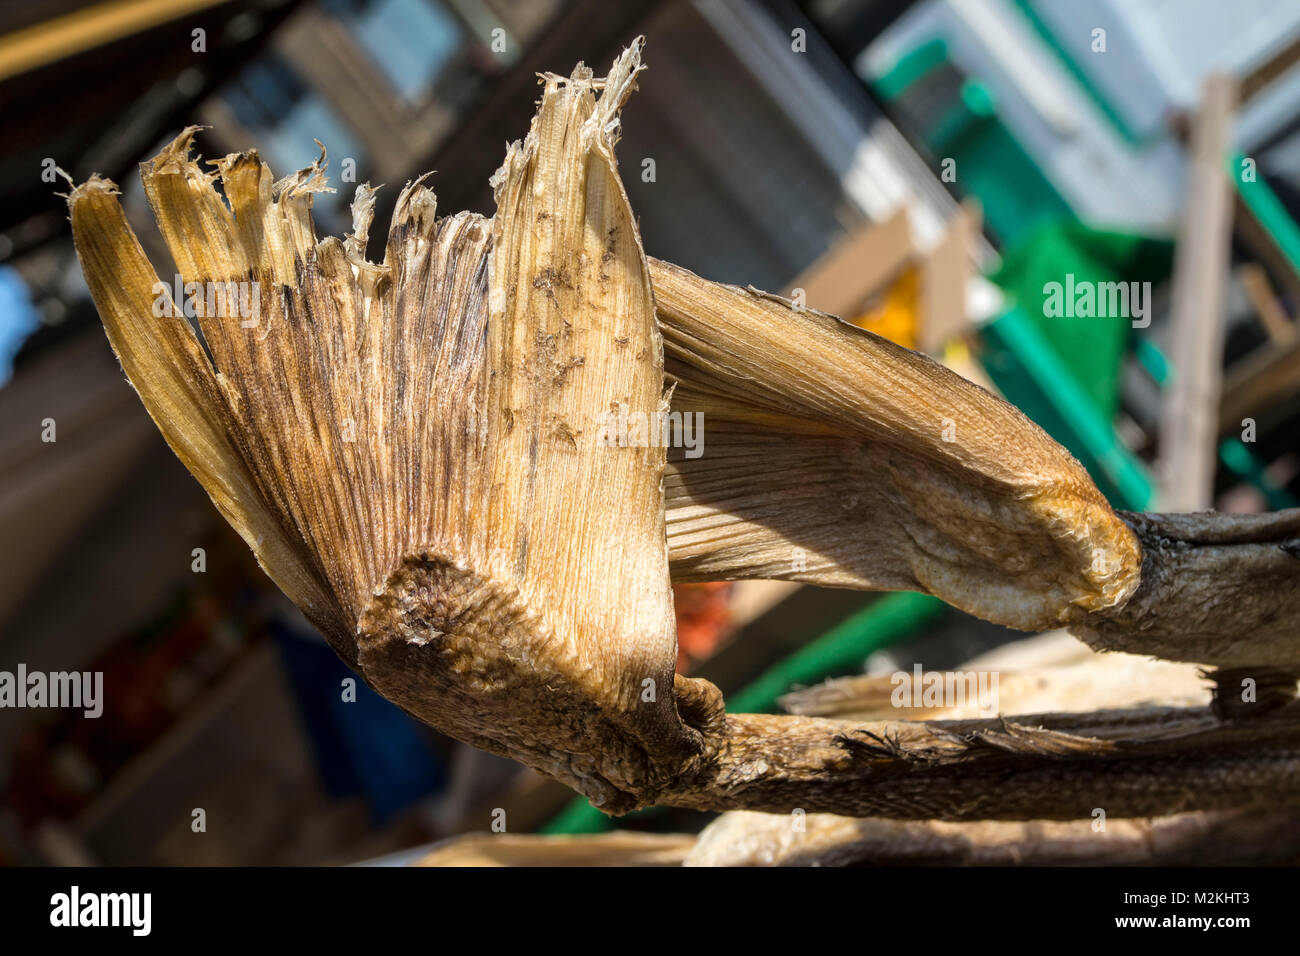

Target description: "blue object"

left=0, top=266, right=41, bottom=387
left=271, top=620, right=446, bottom=822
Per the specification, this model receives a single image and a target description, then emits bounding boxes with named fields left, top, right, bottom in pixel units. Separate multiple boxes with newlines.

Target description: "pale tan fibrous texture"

left=72, top=41, right=706, bottom=813
left=649, top=265, right=1300, bottom=667
left=69, top=39, right=1300, bottom=822
left=651, top=258, right=1141, bottom=630
left=410, top=806, right=1300, bottom=866
left=416, top=832, right=696, bottom=867
left=683, top=808, right=1300, bottom=866
left=778, top=652, right=1209, bottom=721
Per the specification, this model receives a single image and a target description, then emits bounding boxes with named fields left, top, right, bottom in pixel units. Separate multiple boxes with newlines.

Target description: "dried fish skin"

left=70, top=42, right=703, bottom=813
left=653, top=259, right=1143, bottom=631
left=71, top=37, right=1299, bottom=823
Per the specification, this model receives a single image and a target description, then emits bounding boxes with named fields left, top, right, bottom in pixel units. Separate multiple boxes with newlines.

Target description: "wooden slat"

left=1240, top=30, right=1300, bottom=104
left=1239, top=262, right=1297, bottom=344
left=919, top=200, right=979, bottom=353
left=1159, top=73, right=1238, bottom=510
left=0, top=0, right=229, bottom=82
left=1219, top=335, right=1300, bottom=433
left=783, top=208, right=914, bottom=317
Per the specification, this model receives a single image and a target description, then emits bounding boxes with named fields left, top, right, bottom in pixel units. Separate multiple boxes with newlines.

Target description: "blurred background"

left=1, top=0, right=1298, bottom=864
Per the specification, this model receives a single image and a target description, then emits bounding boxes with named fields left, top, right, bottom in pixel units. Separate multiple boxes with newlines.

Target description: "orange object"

left=672, top=582, right=733, bottom=672
left=852, top=267, right=918, bottom=349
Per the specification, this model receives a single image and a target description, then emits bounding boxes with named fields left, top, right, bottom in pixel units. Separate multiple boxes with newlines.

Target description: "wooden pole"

left=1159, top=73, right=1238, bottom=511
